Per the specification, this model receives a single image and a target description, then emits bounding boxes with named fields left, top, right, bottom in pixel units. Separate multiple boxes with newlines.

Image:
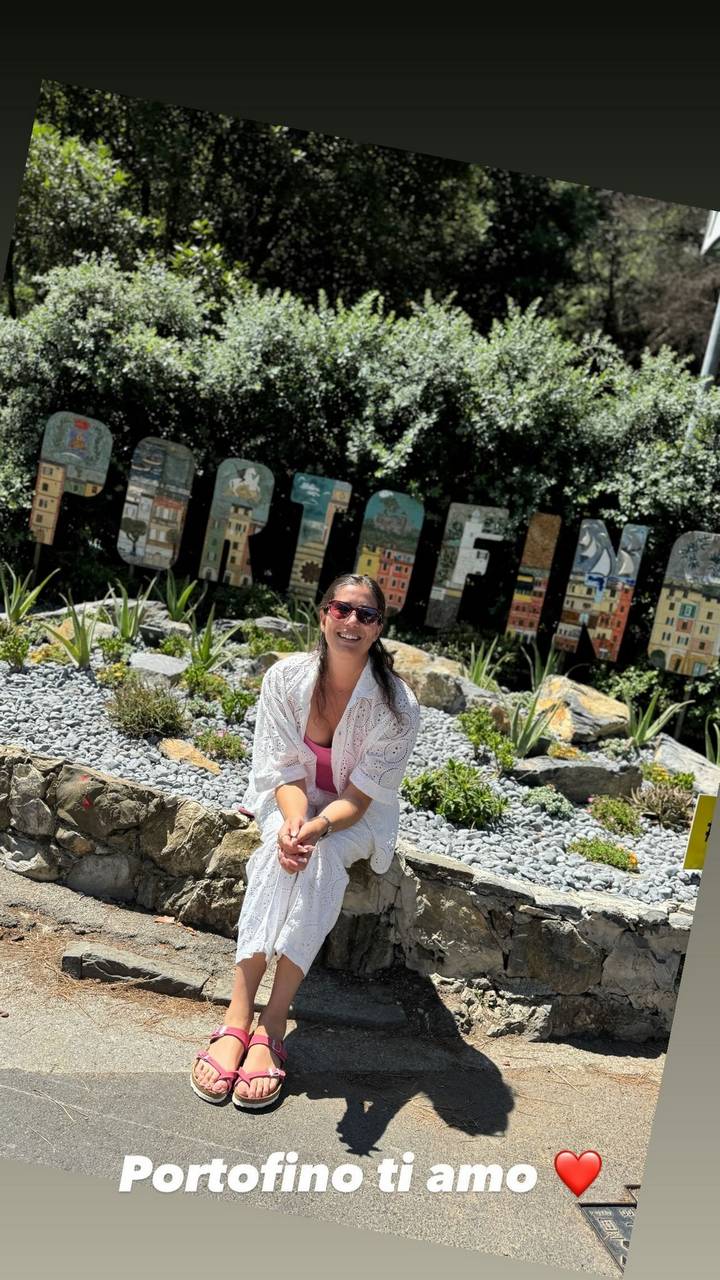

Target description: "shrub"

left=567, top=836, right=639, bottom=872
left=107, top=674, right=189, bottom=738
left=507, top=689, right=561, bottom=758
left=547, top=741, right=583, bottom=760
left=401, top=759, right=508, bottom=828
left=632, top=782, right=694, bottom=830
left=458, top=703, right=516, bottom=772
left=159, top=632, right=191, bottom=657
left=704, top=713, right=720, bottom=765
left=96, top=662, right=130, bottom=687
left=103, top=578, right=157, bottom=643
left=640, top=762, right=694, bottom=792
left=625, top=688, right=693, bottom=748
left=211, top=583, right=291, bottom=621
left=190, top=604, right=245, bottom=671
left=0, top=624, right=31, bottom=669
left=0, top=562, right=59, bottom=625
left=182, top=664, right=230, bottom=699
left=219, top=687, right=257, bottom=723
left=520, top=785, right=574, bottom=819
left=44, top=595, right=100, bottom=668
left=155, top=569, right=206, bottom=623
left=98, top=634, right=131, bottom=664
left=599, top=736, right=639, bottom=761
left=244, top=624, right=297, bottom=657
left=29, top=641, right=71, bottom=665
left=588, top=794, right=642, bottom=836
left=460, top=635, right=507, bottom=691
left=194, top=728, right=247, bottom=761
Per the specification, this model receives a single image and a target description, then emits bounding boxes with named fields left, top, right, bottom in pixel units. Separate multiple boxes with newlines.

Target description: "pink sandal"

left=191, top=1025, right=251, bottom=1105
left=233, top=1033, right=288, bottom=1111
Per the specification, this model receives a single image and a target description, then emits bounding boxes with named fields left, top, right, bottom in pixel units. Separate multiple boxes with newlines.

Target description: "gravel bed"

left=0, top=659, right=701, bottom=909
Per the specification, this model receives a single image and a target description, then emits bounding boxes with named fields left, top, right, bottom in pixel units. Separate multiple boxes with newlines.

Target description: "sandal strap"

left=236, top=1066, right=286, bottom=1084
left=247, top=1033, right=287, bottom=1062
left=209, top=1025, right=251, bottom=1050
left=194, top=1051, right=240, bottom=1085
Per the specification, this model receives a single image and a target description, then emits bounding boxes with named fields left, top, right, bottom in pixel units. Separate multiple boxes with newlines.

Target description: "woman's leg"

left=235, top=813, right=373, bottom=1102
left=192, top=953, right=266, bottom=1095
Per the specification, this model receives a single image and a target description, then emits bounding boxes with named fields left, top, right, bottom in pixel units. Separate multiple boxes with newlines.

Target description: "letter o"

left=227, top=1164, right=260, bottom=1193
left=506, top=1164, right=537, bottom=1193
left=331, top=1164, right=363, bottom=1193
left=152, top=1163, right=184, bottom=1193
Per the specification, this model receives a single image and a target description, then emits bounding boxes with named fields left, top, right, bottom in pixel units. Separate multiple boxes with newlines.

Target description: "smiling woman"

left=190, top=573, right=420, bottom=1113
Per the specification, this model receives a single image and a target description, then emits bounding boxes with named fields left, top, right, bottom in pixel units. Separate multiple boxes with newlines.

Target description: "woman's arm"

left=295, top=781, right=371, bottom=849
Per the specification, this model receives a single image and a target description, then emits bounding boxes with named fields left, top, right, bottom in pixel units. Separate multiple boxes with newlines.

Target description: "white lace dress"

left=234, top=652, right=420, bottom=975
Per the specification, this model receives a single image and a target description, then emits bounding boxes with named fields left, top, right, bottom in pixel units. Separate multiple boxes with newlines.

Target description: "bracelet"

left=317, top=813, right=333, bottom=838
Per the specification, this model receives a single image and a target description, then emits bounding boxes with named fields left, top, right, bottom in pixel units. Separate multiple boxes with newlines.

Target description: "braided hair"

left=315, top=573, right=401, bottom=718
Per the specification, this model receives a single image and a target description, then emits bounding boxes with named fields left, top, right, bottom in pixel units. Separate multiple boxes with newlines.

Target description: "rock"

left=206, top=822, right=261, bottom=877
left=549, top=994, right=666, bottom=1041
left=55, top=825, right=95, bottom=856
left=53, top=766, right=147, bottom=842
left=401, top=876, right=505, bottom=979
left=11, top=796, right=55, bottom=837
left=521, top=917, right=604, bottom=994
left=252, top=651, right=284, bottom=673
left=536, top=675, right=629, bottom=743
left=139, top=796, right=227, bottom=878
left=128, top=651, right=189, bottom=685
left=65, top=852, right=139, bottom=902
left=602, top=930, right=683, bottom=996
left=0, top=831, right=63, bottom=881
left=61, top=942, right=209, bottom=998
left=509, top=755, right=642, bottom=802
left=324, top=912, right=396, bottom=973
left=158, top=738, right=221, bottom=774
left=9, top=761, right=48, bottom=808
left=383, top=640, right=466, bottom=713
left=653, top=733, right=720, bottom=795
left=51, top=616, right=114, bottom=642
left=250, top=616, right=295, bottom=636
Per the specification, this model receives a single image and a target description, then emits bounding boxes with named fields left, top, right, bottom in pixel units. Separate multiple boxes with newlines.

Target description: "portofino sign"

left=29, top=414, right=720, bottom=679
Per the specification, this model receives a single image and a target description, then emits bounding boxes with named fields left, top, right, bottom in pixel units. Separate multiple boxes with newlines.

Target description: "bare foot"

left=192, top=1028, right=250, bottom=1098
left=233, top=1022, right=286, bottom=1104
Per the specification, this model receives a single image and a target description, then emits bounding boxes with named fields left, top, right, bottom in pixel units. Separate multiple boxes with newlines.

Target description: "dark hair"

left=315, top=573, right=400, bottom=718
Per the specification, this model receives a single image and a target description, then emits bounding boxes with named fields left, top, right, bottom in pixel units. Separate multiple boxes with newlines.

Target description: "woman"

left=191, top=573, right=420, bottom=1110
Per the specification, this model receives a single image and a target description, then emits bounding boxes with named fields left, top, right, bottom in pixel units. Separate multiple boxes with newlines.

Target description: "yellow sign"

left=684, top=794, right=717, bottom=870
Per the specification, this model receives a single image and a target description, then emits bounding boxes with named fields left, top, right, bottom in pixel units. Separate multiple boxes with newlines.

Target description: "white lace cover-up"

left=234, top=652, right=420, bottom=975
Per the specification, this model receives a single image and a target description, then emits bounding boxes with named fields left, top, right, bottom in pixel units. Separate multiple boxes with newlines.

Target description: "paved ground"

left=0, top=865, right=666, bottom=1275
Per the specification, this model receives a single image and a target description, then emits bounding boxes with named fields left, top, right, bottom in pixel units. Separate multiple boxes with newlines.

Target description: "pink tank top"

left=304, top=734, right=337, bottom=794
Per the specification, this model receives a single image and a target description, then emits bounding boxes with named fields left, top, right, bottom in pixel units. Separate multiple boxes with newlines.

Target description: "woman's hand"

left=276, top=816, right=311, bottom=873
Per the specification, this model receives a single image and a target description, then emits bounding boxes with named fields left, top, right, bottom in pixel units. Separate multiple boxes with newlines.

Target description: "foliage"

left=704, top=714, right=720, bottom=766
left=219, top=686, right=257, bottom=724
left=523, top=639, right=562, bottom=691
left=460, top=635, right=507, bottom=691
left=107, top=673, right=189, bottom=738
left=598, top=736, right=640, bottom=762
left=401, top=759, right=508, bottom=828
left=155, top=569, right=206, bottom=623
left=194, top=727, right=246, bottom=761
left=507, top=690, right=561, bottom=759
left=625, top=689, right=693, bottom=748
left=457, top=703, right=516, bottom=772
left=44, top=596, right=100, bottom=668
left=547, top=741, right=583, bottom=760
left=520, top=785, right=574, bottom=819
left=103, top=577, right=157, bottom=643
left=189, top=604, right=245, bottom=671
left=211, top=583, right=290, bottom=621
left=96, top=661, right=130, bottom=687
left=158, top=632, right=191, bottom=657
left=98, top=634, right=131, bottom=664
left=243, top=625, right=297, bottom=658
left=588, top=794, right=642, bottom=836
left=0, top=625, right=31, bottom=669
left=591, top=659, right=666, bottom=708
left=631, top=782, right=694, bottom=830
left=0, top=561, right=59, bottom=625
left=567, top=835, right=639, bottom=873
left=29, top=641, right=71, bottom=665
left=285, top=597, right=321, bottom=652
left=640, top=762, right=694, bottom=792
left=181, top=663, right=230, bottom=700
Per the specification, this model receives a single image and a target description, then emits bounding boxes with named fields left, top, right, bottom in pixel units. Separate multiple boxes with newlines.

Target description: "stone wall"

left=0, top=744, right=692, bottom=1043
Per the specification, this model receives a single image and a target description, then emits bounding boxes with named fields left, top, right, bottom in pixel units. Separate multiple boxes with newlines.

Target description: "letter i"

left=397, top=1153, right=415, bottom=1192
left=281, top=1152, right=299, bottom=1192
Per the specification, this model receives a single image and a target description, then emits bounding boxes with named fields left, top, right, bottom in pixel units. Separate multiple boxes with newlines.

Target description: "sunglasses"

left=324, top=599, right=383, bottom=626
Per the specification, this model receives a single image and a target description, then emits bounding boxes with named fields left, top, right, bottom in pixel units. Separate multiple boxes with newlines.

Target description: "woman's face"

left=320, top=582, right=383, bottom=659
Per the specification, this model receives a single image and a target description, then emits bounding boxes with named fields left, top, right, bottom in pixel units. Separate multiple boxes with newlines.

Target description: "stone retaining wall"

left=0, top=744, right=692, bottom=1043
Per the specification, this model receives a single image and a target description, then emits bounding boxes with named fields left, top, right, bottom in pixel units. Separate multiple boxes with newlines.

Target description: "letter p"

left=119, top=1155, right=154, bottom=1192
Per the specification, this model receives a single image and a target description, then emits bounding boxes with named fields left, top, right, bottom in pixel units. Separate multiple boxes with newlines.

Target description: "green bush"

left=567, top=836, right=639, bottom=872
left=29, top=641, right=71, bottom=665
left=520, top=785, right=574, bottom=819
left=0, top=624, right=31, bottom=669
left=599, top=737, right=639, bottom=761
left=211, top=583, right=290, bottom=621
left=96, top=662, right=130, bottom=688
left=547, top=741, right=583, bottom=760
left=159, top=632, right=190, bottom=657
left=107, top=674, right=189, bottom=738
left=194, top=728, right=246, bottom=761
left=458, top=703, right=516, bottom=772
left=181, top=664, right=230, bottom=700
left=588, top=794, right=642, bottom=836
left=219, top=687, right=257, bottom=724
left=640, top=762, right=694, bottom=792
left=401, top=759, right=508, bottom=828
left=244, top=625, right=297, bottom=658
left=98, top=634, right=131, bottom=664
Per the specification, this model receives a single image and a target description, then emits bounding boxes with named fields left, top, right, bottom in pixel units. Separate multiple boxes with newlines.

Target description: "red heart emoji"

left=554, top=1150, right=602, bottom=1197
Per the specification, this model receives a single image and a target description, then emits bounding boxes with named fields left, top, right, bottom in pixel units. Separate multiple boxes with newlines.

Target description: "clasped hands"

left=276, top=815, right=327, bottom=872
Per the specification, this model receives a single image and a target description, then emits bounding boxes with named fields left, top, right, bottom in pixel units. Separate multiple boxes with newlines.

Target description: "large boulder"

left=536, top=675, right=629, bottom=743
left=652, top=733, right=720, bottom=796
left=509, top=754, right=642, bottom=801
left=384, top=639, right=506, bottom=717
